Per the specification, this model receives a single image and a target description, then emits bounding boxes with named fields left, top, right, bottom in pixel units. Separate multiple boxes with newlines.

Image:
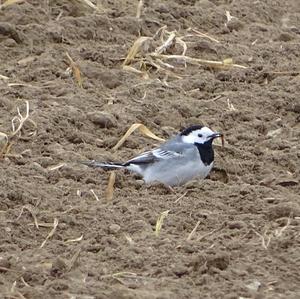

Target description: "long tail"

left=81, top=160, right=125, bottom=170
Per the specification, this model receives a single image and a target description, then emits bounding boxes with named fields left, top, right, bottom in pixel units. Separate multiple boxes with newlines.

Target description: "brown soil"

left=0, top=0, right=300, bottom=298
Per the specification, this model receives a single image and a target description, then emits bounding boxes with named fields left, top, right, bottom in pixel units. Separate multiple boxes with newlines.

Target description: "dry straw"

left=113, top=123, right=164, bottom=151
left=90, top=189, right=100, bottom=201
left=0, top=0, right=24, bottom=10
left=187, top=220, right=201, bottom=241
left=0, top=100, right=36, bottom=159
left=65, top=235, right=84, bottom=243
left=75, top=0, right=105, bottom=12
left=66, top=52, right=83, bottom=88
left=155, top=210, right=170, bottom=236
left=105, top=171, right=116, bottom=201
left=123, top=26, right=247, bottom=81
left=40, top=218, right=59, bottom=248
left=136, top=0, right=143, bottom=19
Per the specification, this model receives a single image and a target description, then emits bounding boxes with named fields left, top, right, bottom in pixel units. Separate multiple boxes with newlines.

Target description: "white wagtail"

left=83, top=125, right=223, bottom=186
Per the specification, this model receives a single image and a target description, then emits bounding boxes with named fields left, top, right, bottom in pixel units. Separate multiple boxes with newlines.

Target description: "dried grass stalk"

left=123, top=37, right=152, bottom=66
left=153, top=25, right=167, bottom=41
left=25, top=205, right=39, bottom=229
left=176, top=37, right=188, bottom=56
left=8, top=83, right=41, bottom=89
left=187, top=220, right=200, bottom=241
left=65, top=235, right=83, bottom=243
left=67, top=248, right=81, bottom=272
left=105, top=172, right=116, bottom=201
left=225, top=10, right=234, bottom=22
left=252, top=229, right=271, bottom=249
left=0, top=0, right=25, bottom=10
left=0, top=74, right=9, bottom=80
left=124, top=232, right=134, bottom=245
left=274, top=217, right=291, bottom=237
left=122, top=26, right=247, bottom=80
left=40, top=218, right=59, bottom=248
left=150, top=53, right=246, bottom=69
left=76, top=0, right=102, bottom=12
left=0, top=132, right=9, bottom=157
left=155, top=32, right=176, bottom=54
left=187, top=28, right=220, bottom=43
left=47, top=163, right=66, bottom=171
left=11, top=100, right=30, bottom=138
left=123, top=65, right=149, bottom=79
left=16, top=205, right=39, bottom=229
left=155, top=210, right=170, bottom=236
left=90, top=189, right=100, bottom=201
left=20, top=277, right=30, bottom=287
left=111, top=271, right=138, bottom=282
left=66, top=52, right=83, bottom=88
left=113, top=123, right=165, bottom=151
left=136, top=0, right=143, bottom=19
left=0, top=100, right=36, bottom=159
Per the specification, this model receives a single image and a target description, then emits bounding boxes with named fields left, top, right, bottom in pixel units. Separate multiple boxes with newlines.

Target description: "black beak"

left=209, top=132, right=223, bottom=139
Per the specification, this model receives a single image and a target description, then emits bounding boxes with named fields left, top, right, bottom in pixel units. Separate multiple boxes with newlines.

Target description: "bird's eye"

left=198, top=134, right=203, bottom=138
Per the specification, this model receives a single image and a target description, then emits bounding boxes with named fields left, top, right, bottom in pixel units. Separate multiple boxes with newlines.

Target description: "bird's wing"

left=123, top=147, right=184, bottom=166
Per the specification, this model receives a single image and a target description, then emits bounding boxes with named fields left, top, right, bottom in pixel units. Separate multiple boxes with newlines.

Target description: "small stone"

left=109, top=224, right=121, bottom=234
left=2, top=38, right=17, bottom=47
left=226, top=19, right=244, bottom=31
left=47, top=143, right=65, bottom=155
left=0, top=22, right=23, bottom=43
left=87, top=111, right=116, bottom=128
left=50, top=257, right=68, bottom=278
left=245, top=279, right=261, bottom=292
left=228, top=221, right=244, bottom=230
left=181, top=244, right=196, bottom=253
left=267, top=203, right=300, bottom=220
left=195, top=0, right=216, bottom=9
left=172, top=265, right=188, bottom=277
left=0, top=258, right=11, bottom=272
left=266, top=128, right=282, bottom=138
left=155, top=3, right=169, bottom=13
left=32, top=162, right=46, bottom=175
left=293, top=104, right=300, bottom=113
left=277, top=32, right=294, bottom=42
left=82, top=67, right=122, bottom=89
left=37, top=156, right=54, bottom=168
left=207, top=253, right=230, bottom=270
left=0, top=133, right=8, bottom=147
left=95, top=138, right=104, bottom=147
left=46, top=22, right=64, bottom=43
left=259, top=175, right=276, bottom=187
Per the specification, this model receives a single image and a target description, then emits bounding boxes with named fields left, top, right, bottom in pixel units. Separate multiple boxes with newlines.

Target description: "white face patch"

left=181, top=126, right=216, bottom=144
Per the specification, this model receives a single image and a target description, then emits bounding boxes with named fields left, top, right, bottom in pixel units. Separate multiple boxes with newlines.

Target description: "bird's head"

left=180, top=125, right=223, bottom=145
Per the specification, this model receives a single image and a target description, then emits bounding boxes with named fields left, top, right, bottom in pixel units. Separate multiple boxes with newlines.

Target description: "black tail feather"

left=80, top=160, right=124, bottom=170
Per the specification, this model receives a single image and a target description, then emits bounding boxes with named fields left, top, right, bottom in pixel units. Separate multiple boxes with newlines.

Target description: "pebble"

left=0, top=22, right=23, bottom=43
left=87, top=111, right=116, bottom=128
left=195, top=0, right=216, bottom=9
left=226, top=19, right=244, bottom=31
left=109, top=224, right=121, bottom=234
left=245, top=279, right=261, bottom=292
left=277, top=32, right=294, bottom=42
left=228, top=221, right=244, bottom=230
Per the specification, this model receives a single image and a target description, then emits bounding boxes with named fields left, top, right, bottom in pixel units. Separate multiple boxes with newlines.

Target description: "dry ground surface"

left=0, top=0, right=300, bottom=298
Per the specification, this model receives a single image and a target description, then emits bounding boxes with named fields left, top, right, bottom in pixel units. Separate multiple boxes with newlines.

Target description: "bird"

left=82, top=125, right=223, bottom=187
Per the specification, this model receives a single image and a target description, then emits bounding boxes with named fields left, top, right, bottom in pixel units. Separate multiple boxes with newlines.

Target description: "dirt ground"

left=0, top=0, right=300, bottom=298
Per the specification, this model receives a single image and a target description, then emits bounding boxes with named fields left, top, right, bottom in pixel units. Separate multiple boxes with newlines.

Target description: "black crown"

left=180, top=125, right=203, bottom=136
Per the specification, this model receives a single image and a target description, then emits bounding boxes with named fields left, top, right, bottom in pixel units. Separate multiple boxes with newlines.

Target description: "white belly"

left=143, top=160, right=213, bottom=186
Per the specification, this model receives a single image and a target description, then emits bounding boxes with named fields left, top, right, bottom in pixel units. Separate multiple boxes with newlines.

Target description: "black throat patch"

left=195, top=141, right=214, bottom=166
